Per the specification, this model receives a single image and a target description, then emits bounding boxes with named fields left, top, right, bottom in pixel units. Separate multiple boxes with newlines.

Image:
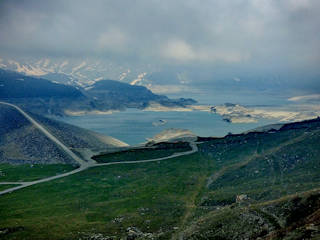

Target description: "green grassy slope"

left=182, top=190, right=320, bottom=240
left=93, top=142, right=191, bottom=163
left=0, top=164, right=75, bottom=182
left=0, top=118, right=319, bottom=239
left=200, top=125, right=320, bottom=207
left=0, top=153, right=213, bottom=239
left=180, top=119, right=320, bottom=239
left=0, top=185, right=17, bottom=191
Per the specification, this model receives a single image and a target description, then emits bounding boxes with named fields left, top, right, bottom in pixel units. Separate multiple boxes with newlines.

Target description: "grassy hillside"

left=182, top=190, right=320, bottom=239
left=0, top=153, right=212, bottom=240
left=0, top=164, right=75, bottom=182
left=0, top=118, right=319, bottom=239
left=201, top=118, right=320, bottom=205
left=181, top=118, right=320, bottom=239
left=0, top=185, right=16, bottom=191
left=93, top=142, right=191, bottom=163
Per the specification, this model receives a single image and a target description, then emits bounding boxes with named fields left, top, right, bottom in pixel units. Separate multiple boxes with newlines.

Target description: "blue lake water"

left=56, top=109, right=281, bottom=145
left=54, top=91, right=292, bottom=145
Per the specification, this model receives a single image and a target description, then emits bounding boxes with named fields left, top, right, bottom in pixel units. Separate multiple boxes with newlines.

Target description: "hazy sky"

left=0, top=0, right=319, bottom=91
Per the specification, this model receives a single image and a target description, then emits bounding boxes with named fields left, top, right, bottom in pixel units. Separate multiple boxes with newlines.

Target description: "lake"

left=55, top=90, right=293, bottom=145
left=55, top=108, right=281, bottom=145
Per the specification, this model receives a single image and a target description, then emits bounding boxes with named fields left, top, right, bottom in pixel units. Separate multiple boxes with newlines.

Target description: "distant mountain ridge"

left=0, top=69, right=196, bottom=116
left=0, top=57, right=150, bottom=87
left=86, top=80, right=196, bottom=110
left=0, top=69, right=83, bottom=99
left=1, top=56, right=319, bottom=95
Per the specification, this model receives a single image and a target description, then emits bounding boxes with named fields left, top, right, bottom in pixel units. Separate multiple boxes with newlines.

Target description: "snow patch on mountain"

left=71, top=61, right=87, bottom=73
left=119, top=69, right=131, bottom=81
left=0, top=56, right=160, bottom=89
left=60, top=60, right=69, bottom=69
left=130, top=72, right=147, bottom=85
left=43, top=59, right=50, bottom=67
left=8, top=60, right=48, bottom=76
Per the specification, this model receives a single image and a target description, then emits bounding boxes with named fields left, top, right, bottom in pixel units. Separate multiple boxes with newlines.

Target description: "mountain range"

left=1, top=56, right=319, bottom=96
left=0, top=68, right=196, bottom=116
left=0, top=57, right=150, bottom=87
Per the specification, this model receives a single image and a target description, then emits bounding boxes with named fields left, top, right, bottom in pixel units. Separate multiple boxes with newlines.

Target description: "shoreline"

left=63, top=103, right=319, bottom=124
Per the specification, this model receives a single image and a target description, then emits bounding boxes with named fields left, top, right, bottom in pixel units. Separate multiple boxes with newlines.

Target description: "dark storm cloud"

left=0, top=0, right=320, bottom=69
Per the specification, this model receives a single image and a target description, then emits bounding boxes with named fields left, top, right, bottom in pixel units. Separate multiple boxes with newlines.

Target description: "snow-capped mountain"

left=0, top=56, right=201, bottom=97
left=0, top=56, right=157, bottom=88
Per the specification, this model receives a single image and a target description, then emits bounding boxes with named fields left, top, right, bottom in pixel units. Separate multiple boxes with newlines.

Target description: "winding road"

left=0, top=101, right=199, bottom=196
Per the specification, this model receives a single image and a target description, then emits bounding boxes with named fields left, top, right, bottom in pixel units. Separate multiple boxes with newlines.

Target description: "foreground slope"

left=0, top=103, right=128, bottom=165
left=180, top=118, right=320, bottom=239
left=30, top=113, right=129, bottom=150
left=182, top=190, right=320, bottom=240
left=0, top=103, right=74, bottom=164
left=0, top=118, right=319, bottom=239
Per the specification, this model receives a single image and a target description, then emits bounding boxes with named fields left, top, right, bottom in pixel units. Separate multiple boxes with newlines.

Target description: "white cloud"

left=161, top=39, right=249, bottom=63
left=177, top=72, right=190, bottom=84
left=148, top=84, right=197, bottom=94
left=288, top=94, right=320, bottom=102
left=162, top=39, right=195, bottom=61
left=1, top=0, right=319, bottom=77
left=206, top=50, right=250, bottom=63
left=286, top=0, right=311, bottom=11
left=97, top=28, right=127, bottom=52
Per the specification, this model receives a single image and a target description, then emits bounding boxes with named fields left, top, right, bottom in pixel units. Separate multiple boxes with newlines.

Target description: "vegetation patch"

left=0, top=185, right=18, bottom=192
left=0, top=152, right=213, bottom=240
left=92, top=142, right=191, bottom=163
left=0, top=164, right=75, bottom=182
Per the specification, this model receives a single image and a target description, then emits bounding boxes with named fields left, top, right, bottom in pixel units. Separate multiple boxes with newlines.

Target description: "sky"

left=0, top=0, right=319, bottom=92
